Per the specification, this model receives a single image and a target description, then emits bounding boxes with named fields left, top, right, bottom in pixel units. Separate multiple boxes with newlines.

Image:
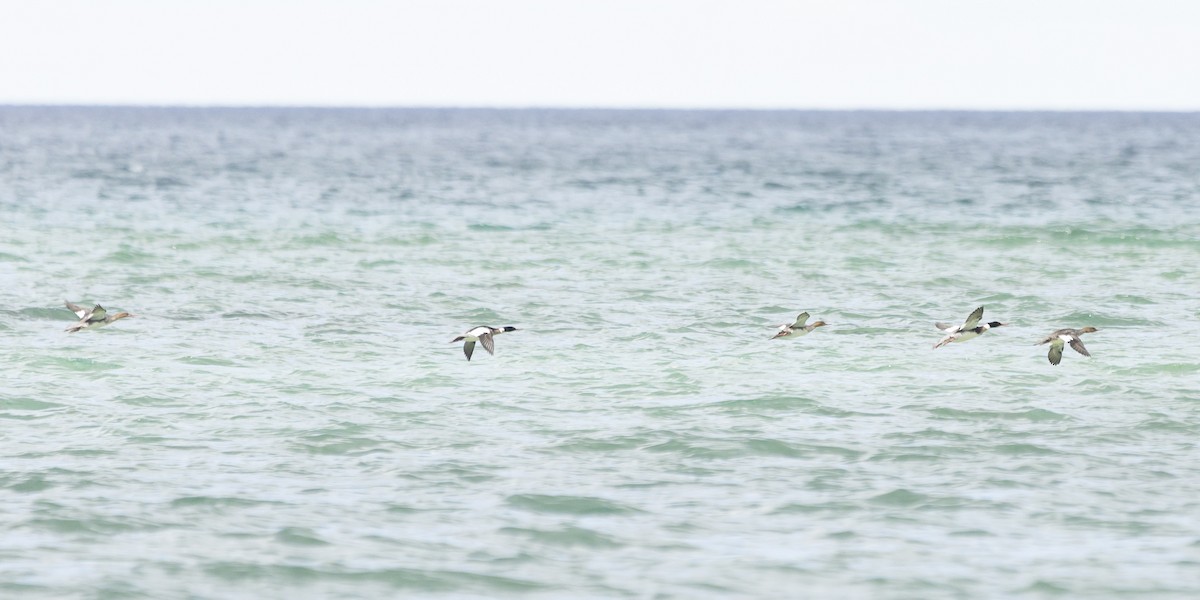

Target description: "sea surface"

left=1, top=107, right=1199, bottom=599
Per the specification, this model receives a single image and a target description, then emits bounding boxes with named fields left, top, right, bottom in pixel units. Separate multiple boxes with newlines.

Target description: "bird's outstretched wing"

left=65, top=301, right=88, bottom=319
left=962, top=306, right=985, bottom=330
left=1048, top=340, right=1064, bottom=365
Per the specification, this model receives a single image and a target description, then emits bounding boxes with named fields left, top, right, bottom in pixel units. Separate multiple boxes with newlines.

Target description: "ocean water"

left=1, top=107, right=1199, bottom=599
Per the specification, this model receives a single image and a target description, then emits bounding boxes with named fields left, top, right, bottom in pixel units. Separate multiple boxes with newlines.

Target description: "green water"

left=1, top=108, right=1199, bottom=598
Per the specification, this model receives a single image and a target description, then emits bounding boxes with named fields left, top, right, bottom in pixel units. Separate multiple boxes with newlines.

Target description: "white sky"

left=1, top=0, right=1197, bottom=110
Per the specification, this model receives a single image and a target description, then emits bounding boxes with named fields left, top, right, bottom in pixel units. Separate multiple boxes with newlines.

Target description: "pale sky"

left=1, top=0, right=1197, bottom=110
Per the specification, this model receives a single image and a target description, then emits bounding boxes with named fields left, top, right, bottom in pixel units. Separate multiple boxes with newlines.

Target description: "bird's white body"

left=933, top=306, right=1004, bottom=349
left=451, top=325, right=518, bottom=361
left=462, top=326, right=493, bottom=341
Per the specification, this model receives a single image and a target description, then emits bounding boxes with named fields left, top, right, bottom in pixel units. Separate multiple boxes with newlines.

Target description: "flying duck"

left=1036, top=327, right=1098, bottom=365
left=933, top=306, right=1006, bottom=348
left=771, top=312, right=827, bottom=340
left=65, top=301, right=134, bottom=333
left=451, top=325, right=518, bottom=361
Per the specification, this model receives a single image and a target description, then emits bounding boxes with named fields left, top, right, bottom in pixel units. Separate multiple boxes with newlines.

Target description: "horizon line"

left=2, top=102, right=1199, bottom=114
